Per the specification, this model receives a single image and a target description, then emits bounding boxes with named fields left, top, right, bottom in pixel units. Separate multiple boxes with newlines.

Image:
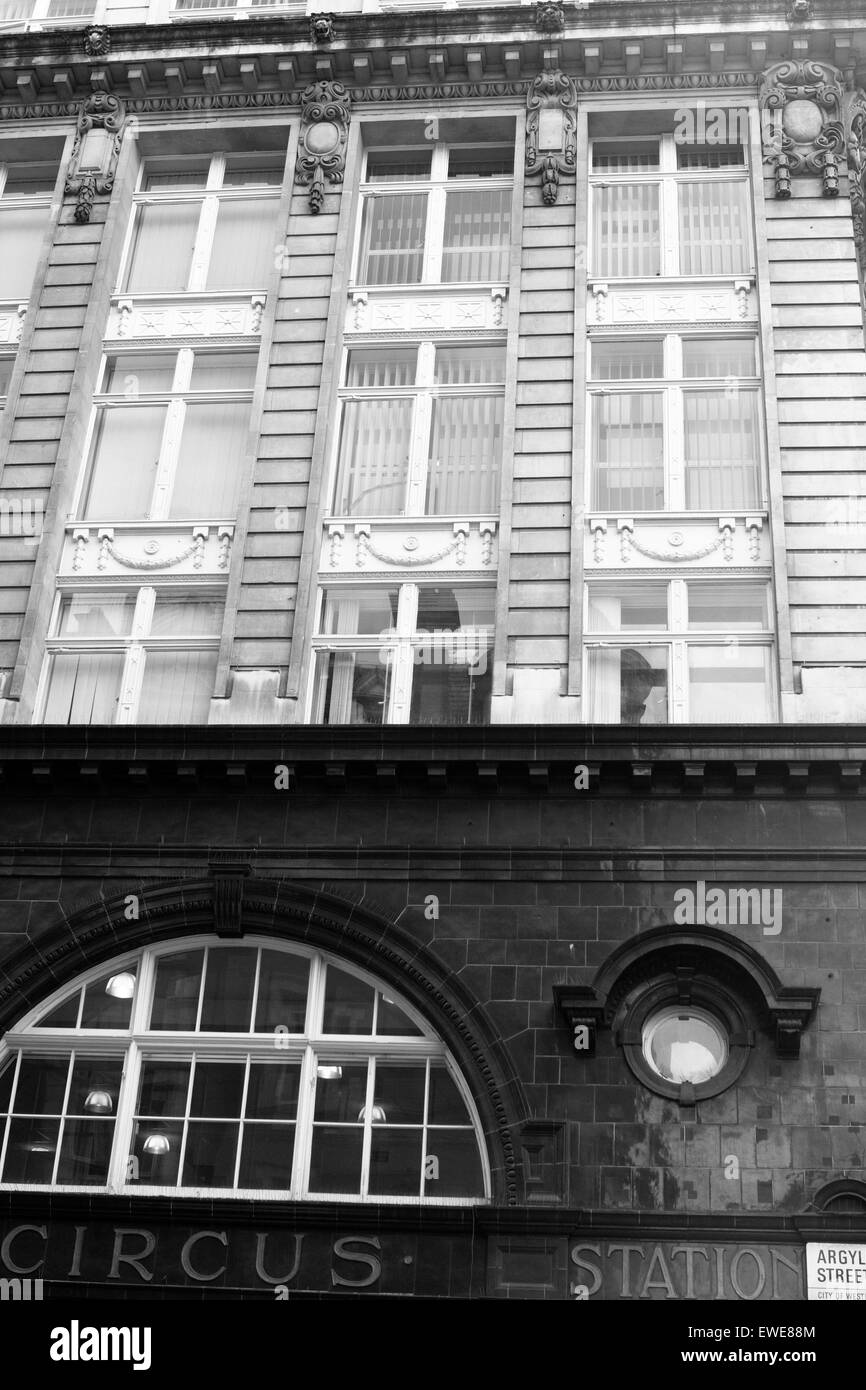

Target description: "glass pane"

left=57, top=594, right=136, bottom=638
left=137, top=1061, right=191, bottom=1117
left=101, top=354, right=176, bottom=396
left=199, top=949, right=256, bottom=1032
left=448, top=146, right=514, bottom=178
left=254, top=951, right=310, bottom=1033
left=190, top=1061, right=245, bottom=1117
left=644, top=1009, right=727, bottom=1082
left=373, top=1064, right=425, bottom=1124
left=322, top=968, right=374, bottom=1035
left=417, top=586, right=495, bottom=631
left=137, top=650, right=217, bottom=724
left=593, top=183, right=660, bottom=277
left=124, top=202, right=200, bottom=292
left=684, top=389, right=760, bottom=510
left=129, top=1119, right=182, bottom=1184
left=13, top=1057, right=69, bottom=1114
left=345, top=347, right=416, bottom=389
left=427, top=395, right=503, bottom=513
left=424, top=1129, right=484, bottom=1197
left=320, top=588, right=399, bottom=637
left=592, top=393, right=664, bottom=511
left=688, top=646, right=773, bottom=722
left=586, top=646, right=669, bottom=724
left=591, top=339, right=663, bottom=380
left=3, top=162, right=57, bottom=196
left=313, top=1063, right=368, bottom=1120
left=67, top=1057, right=123, bottom=1115
left=592, top=141, right=659, bottom=171
left=688, top=582, right=769, bottom=631
left=189, top=351, right=258, bottom=391
left=375, top=993, right=423, bottom=1037
left=42, top=653, right=124, bottom=725
left=683, top=337, right=756, bottom=378
left=333, top=398, right=412, bottom=516
left=2, top=1117, right=60, bottom=1183
left=238, top=1123, right=295, bottom=1188
left=677, top=145, right=745, bottom=170
left=308, top=1126, right=363, bottom=1193
left=442, top=187, right=511, bottom=282
left=0, top=205, right=51, bottom=299
left=0, top=356, right=14, bottom=396
left=679, top=180, right=751, bottom=275
left=428, top=1065, right=470, bottom=1124
left=149, top=597, right=223, bottom=638
left=365, top=149, right=432, bottom=182
left=182, top=1120, right=239, bottom=1186
left=222, top=153, right=285, bottom=187
left=170, top=400, right=250, bottom=519
left=434, top=344, right=505, bottom=385
left=368, top=1128, right=422, bottom=1196
left=80, top=969, right=137, bottom=1028
left=35, top=993, right=81, bottom=1028
left=142, top=161, right=209, bottom=191
left=587, top=583, right=668, bottom=632
left=0, top=1058, right=15, bottom=1113
left=150, top=949, right=204, bottom=1030
left=246, top=1064, right=301, bottom=1120
left=312, top=650, right=391, bottom=726
left=56, top=1119, right=114, bottom=1184
left=409, top=651, right=491, bottom=726
left=82, top=406, right=165, bottom=520
left=359, top=192, right=426, bottom=286
left=206, top=197, right=278, bottom=290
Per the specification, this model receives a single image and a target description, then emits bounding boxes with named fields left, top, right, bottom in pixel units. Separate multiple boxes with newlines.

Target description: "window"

left=311, top=584, right=494, bottom=726
left=0, top=351, right=15, bottom=403
left=40, top=589, right=222, bottom=724
left=331, top=343, right=505, bottom=518
left=0, top=940, right=489, bottom=1203
left=79, top=349, right=257, bottom=522
left=642, top=1006, right=727, bottom=1085
left=588, top=334, right=762, bottom=512
left=0, top=159, right=56, bottom=301
left=590, top=133, right=753, bottom=278
left=584, top=579, right=775, bottom=723
left=0, top=0, right=95, bottom=25
left=121, top=152, right=284, bottom=295
left=356, top=142, right=513, bottom=287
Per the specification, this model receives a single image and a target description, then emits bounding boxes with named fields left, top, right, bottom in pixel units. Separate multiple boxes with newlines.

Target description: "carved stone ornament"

left=759, top=59, right=845, bottom=198
left=295, top=80, right=350, bottom=215
left=535, top=1, right=564, bottom=32
left=309, top=13, right=335, bottom=45
left=525, top=68, right=577, bottom=207
left=64, top=92, right=126, bottom=225
left=786, top=0, right=812, bottom=18
left=82, top=24, right=110, bottom=57
left=848, top=90, right=866, bottom=283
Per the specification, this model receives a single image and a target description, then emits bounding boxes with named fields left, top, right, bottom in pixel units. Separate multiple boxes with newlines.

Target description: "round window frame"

left=617, top=979, right=753, bottom=1102
left=641, top=1004, right=728, bottom=1089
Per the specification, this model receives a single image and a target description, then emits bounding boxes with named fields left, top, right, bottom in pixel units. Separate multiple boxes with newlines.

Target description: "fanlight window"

left=0, top=939, right=489, bottom=1204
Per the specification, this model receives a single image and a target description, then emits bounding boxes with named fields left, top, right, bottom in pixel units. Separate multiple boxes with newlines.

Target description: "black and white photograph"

left=0, top=0, right=863, bottom=1367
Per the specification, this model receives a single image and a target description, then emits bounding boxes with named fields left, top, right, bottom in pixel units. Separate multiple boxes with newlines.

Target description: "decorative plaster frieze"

left=106, top=293, right=266, bottom=340
left=759, top=59, right=845, bottom=197
left=320, top=520, right=497, bottom=576
left=60, top=524, right=234, bottom=578
left=344, top=288, right=507, bottom=336
left=585, top=515, right=770, bottom=569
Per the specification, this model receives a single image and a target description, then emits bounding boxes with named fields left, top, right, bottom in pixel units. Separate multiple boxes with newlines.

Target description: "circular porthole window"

left=642, top=1007, right=728, bottom=1086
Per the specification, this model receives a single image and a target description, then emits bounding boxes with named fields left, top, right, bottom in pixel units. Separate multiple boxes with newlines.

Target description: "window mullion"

left=112, top=1038, right=141, bottom=1191
left=668, top=384, right=684, bottom=509
left=150, top=400, right=185, bottom=521
left=116, top=644, right=145, bottom=725
left=359, top=1058, right=376, bottom=1199
left=671, top=640, right=687, bottom=723
left=425, top=186, right=445, bottom=283
left=50, top=1053, right=75, bottom=1187
left=233, top=1055, right=251, bottom=1190
left=661, top=177, right=678, bottom=277
left=189, top=197, right=218, bottom=292
left=294, top=1044, right=317, bottom=1197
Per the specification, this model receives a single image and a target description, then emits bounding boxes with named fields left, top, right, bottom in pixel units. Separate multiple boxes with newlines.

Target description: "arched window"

left=0, top=938, right=489, bottom=1205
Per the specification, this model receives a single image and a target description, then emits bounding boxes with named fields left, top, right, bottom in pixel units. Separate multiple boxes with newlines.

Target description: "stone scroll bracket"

left=63, top=91, right=127, bottom=224
left=759, top=59, right=845, bottom=198
left=847, top=89, right=866, bottom=285
left=295, top=79, right=351, bottom=215
left=525, top=68, right=577, bottom=207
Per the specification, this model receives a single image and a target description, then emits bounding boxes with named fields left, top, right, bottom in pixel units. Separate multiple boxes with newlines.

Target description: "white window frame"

left=586, top=331, right=765, bottom=514
left=74, top=347, right=257, bottom=523
left=352, top=140, right=514, bottom=289
left=0, top=157, right=57, bottom=305
left=117, top=151, right=284, bottom=297
left=36, top=585, right=224, bottom=725
left=309, top=580, right=495, bottom=725
left=0, top=937, right=491, bottom=1206
left=328, top=338, right=506, bottom=520
left=583, top=577, right=777, bottom=723
left=0, top=0, right=97, bottom=28
left=588, top=131, right=755, bottom=280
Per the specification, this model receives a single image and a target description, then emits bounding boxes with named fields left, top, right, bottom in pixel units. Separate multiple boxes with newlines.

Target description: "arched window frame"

left=0, top=935, right=491, bottom=1206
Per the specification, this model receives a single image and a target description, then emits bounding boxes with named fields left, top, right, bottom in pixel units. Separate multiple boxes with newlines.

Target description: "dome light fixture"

left=316, top=1063, right=342, bottom=1080
left=142, top=1134, right=171, bottom=1156
left=357, top=1104, right=387, bottom=1124
left=84, top=1090, right=114, bottom=1115
left=105, top=972, right=136, bottom=1000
